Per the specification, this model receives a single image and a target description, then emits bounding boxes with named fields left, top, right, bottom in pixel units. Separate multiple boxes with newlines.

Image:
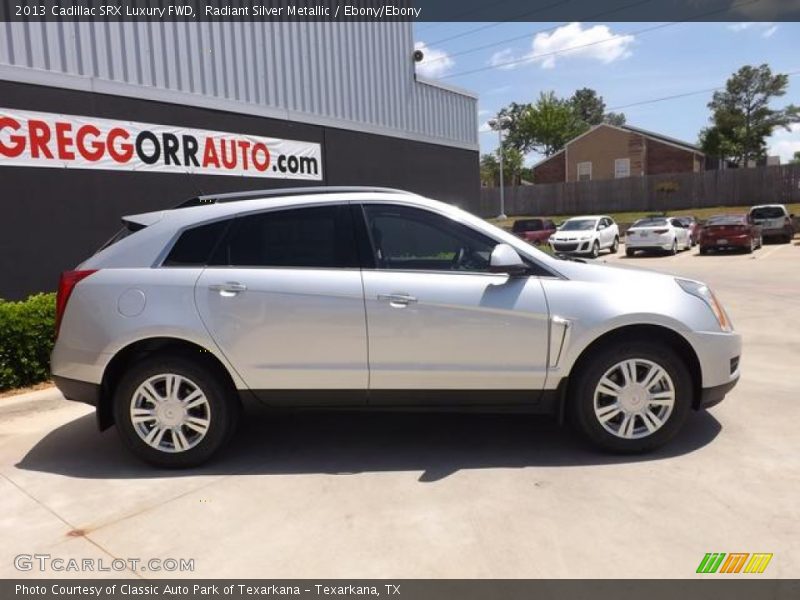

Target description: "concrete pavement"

left=1, top=241, right=798, bottom=579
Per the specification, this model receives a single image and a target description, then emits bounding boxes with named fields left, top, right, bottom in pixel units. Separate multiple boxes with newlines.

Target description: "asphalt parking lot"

left=1, top=240, right=798, bottom=579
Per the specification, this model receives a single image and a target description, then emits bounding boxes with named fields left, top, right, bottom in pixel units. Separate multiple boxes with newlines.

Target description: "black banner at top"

left=1, top=0, right=799, bottom=22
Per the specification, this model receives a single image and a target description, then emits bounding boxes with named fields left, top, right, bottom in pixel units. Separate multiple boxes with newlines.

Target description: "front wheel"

left=590, top=240, right=600, bottom=259
left=113, top=355, right=239, bottom=468
left=569, top=341, right=692, bottom=453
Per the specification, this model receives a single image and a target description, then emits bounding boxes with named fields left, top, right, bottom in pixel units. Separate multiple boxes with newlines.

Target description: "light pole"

left=494, top=117, right=510, bottom=220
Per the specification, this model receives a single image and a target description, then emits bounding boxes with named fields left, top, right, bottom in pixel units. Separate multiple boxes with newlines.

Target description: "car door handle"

left=377, top=293, right=418, bottom=306
left=209, top=282, right=247, bottom=295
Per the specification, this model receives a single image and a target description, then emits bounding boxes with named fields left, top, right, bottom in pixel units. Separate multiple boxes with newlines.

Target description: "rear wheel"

left=746, top=237, right=755, bottom=253
left=610, top=236, right=619, bottom=254
left=569, top=341, right=692, bottom=453
left=668, top=239, right=678, bottom=255
left=113, top=355, right=240, bottom=468
left=625, top=248, right=635, bottom=257
left=699, top=246, right=708, bottom=255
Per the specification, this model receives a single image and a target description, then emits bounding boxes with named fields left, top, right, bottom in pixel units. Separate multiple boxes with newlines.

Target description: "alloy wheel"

left=593, top=358, right=676, bottom=439
left=130, top=373, right=212, bottom=453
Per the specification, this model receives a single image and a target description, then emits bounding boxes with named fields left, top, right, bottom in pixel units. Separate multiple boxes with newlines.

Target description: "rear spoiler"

left=122, top=210, right=165, bottom=229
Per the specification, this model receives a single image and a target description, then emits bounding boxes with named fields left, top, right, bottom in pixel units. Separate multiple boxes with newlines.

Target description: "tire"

left=699, top=246, right=708, bottom=255
left=690, top=235, right=696, bottom=247
left=783, top=234, right=793, bottom=244
left=668, top=239, right=678, bottom=255
left=625, top=248, right=635, bottom=258
left=113, top=354, right=240, bottom=468
left=569, top=340, right=692, bottom=453
left=590, top=240, right=600, bottom=259
left=745, top=237, right=754, bottom=253
left=610, top=236, right=619, bottom=254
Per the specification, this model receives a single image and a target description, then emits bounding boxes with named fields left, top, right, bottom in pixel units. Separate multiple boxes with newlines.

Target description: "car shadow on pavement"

left=16, top=403, right=722, bottom=482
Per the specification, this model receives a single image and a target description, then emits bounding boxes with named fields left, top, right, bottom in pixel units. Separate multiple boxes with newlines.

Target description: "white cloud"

left=728, top=22, right=778, bottom=38
left=478, top=109, right=492, bottom=117
left=768, top=123, right=800, bottom=163
left=528, top=22, right=635, bottom=69
left=479, top=121, right=495, bottom=134
left=414, top=42, right=454, bottom=78
left=487, top=23, right=635, bottom=71
left=489, top=48, right=518, bottom=70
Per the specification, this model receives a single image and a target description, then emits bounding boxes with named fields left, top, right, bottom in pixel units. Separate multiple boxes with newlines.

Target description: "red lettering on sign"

left=76, top=125, right=104, bottom=161
left=0, top=116, right=26, bottom=157
left=252, top=143, right=270, bottom=171
left=55, top=122, right=76, bottom=160
left=28, top=120, right=54, bottom=159
left=107, top=128, right=133, bottom=163
left=202, top=138, right=220, bottom=168
left=220, top=139, right=237, bottom=169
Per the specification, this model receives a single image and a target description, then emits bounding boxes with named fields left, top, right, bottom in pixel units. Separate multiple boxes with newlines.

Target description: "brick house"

left=532, top=124, right=706, bottom=184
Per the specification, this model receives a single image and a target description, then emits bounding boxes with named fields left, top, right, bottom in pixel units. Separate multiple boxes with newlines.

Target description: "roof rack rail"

left=174, top=186, right=413, bottom=208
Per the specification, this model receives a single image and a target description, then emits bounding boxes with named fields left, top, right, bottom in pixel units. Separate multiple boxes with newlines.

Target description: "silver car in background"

left=548, top=215, right=620, bottom=258
left=51, top=188, right=741, bottom=467
left=748, top=204, right=795, bottom=243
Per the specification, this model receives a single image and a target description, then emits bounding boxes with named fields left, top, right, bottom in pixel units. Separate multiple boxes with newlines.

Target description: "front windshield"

left=561, top=219, right=597, bottom=231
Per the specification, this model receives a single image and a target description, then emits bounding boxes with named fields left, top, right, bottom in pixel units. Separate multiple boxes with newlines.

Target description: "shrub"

left=0, top=293, right=56, bottom=391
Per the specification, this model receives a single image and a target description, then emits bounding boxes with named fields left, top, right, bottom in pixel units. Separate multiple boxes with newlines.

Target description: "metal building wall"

left=0, top=20, right=478, bottom=150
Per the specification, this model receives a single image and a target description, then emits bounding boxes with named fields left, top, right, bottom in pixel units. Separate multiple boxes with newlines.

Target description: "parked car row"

left=509, top=203, right=795, bottom=259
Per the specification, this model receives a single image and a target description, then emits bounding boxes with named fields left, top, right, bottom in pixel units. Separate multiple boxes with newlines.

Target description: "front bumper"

left=551, top=240, right=593, bottom=253
left=699, top=377, right=739, bottom=409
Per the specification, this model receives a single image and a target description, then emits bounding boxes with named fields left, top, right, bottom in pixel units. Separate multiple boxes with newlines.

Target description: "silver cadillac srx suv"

left=51, top=187, right=741, bottom=467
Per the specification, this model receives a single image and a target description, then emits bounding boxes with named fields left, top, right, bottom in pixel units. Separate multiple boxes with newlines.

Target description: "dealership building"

left=0, top=21, right=479, bottom=299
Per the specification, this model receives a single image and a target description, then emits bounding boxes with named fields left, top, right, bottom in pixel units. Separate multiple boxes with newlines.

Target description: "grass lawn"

left=489, top=203, right=800, bottom=229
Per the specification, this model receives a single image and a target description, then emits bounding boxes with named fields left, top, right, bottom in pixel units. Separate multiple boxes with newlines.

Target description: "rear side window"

left=163, top=220, right=229, bottom=266
left=210, top=205, right=358, bottom=268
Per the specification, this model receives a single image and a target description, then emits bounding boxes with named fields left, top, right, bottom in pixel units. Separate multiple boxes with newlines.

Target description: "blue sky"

left=413, top=22, right=800, bottom=164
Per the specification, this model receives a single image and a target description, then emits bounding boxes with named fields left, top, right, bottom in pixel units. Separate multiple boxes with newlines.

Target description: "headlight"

left=676, top=278, right=733, bottom=332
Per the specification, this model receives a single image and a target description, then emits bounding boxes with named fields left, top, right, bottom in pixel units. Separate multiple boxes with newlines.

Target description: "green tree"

left=479, top=146, right=524, bottom=186
left=792, top=151, right=800, bottom=164
left=494, top=88, right=626, bottom=159
left=700, top=64, right=800, bottom=165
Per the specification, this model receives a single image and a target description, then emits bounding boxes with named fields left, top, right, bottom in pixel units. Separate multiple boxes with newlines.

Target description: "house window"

left=614, top=158, right=631, bottom=179
left=577, top=161, right=592, bottom=181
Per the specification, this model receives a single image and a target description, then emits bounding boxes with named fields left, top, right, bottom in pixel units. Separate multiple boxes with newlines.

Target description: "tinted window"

left=750, top=207, right=785, bottom=219
left=211, top=205, right=358, bottom=268
left=363, top=205, right=495, bottom=272
left=512, top=219, right=543, bottom=232
left=706, top=215, right=746, bottom=226
left=164, top=220, right=229, bottom=266
left=632, top=218, right=667, bottom=228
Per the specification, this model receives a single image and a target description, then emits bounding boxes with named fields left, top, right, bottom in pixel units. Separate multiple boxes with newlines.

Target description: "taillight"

left=55, top=270, right=97, bottom=338
left=653, top=229, right=668, bottom=234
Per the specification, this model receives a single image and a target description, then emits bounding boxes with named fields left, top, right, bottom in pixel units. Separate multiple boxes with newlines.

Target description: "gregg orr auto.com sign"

left=0, top=108, right=322, bottom=180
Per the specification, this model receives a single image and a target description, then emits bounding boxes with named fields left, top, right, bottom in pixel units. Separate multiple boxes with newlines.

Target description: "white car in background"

left=549, top=216, right=619, bottom=258
left=626, top=217, right=692, bottom=257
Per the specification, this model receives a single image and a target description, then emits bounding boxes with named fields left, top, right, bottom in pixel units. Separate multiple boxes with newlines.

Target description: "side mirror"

left=598, top=223, right=607, bottom=230
left=489, top=244, right=527, bottom=276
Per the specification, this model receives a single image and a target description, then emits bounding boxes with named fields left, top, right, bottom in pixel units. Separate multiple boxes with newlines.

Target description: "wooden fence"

left=475, top=164, right=800, bottom=217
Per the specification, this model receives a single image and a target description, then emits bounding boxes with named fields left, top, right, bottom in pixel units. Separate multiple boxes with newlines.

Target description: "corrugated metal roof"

left=0, top=21, right=478, bottom=150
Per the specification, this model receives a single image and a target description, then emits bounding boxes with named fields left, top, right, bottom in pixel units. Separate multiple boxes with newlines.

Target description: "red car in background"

left=698, top=214, right=763, bottom=254
left=676, top=215, right=700, bottom=246
left=511, top=218, right=557, bottom=246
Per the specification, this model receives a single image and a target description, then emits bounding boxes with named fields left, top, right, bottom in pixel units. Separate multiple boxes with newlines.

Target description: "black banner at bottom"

left=4, top=580, right=800, bottom=600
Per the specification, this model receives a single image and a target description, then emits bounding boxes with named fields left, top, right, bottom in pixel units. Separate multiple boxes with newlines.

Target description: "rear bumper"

left=700, top=236, right=750, bottom=248
left=698, top=377, right=739, bottom=409
left=53, top=375, right=100, bottom=407
left=626, top=240, right=674, bottom=251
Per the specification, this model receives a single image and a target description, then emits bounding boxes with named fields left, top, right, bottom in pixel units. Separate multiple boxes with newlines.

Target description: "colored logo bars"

left=696, top=553, right=773, bottom=574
